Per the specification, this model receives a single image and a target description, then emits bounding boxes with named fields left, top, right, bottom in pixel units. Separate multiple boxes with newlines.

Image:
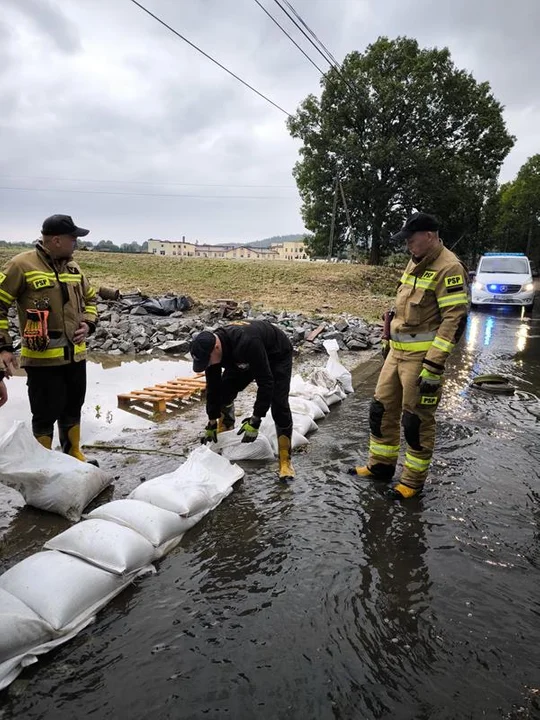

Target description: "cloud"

left=0, top=0, right=538, bottom=243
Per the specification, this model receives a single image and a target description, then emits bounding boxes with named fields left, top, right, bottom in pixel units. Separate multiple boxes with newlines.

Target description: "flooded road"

left=1, top=309, right=540, bottom=719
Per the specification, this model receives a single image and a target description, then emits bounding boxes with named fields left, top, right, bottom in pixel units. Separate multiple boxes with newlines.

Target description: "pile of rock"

left=5, top=298, right=383, bottom=358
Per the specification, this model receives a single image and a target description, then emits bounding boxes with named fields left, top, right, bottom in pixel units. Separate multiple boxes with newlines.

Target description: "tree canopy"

left=494, top=155, right=540, bottom=261
left=288, top=37, right=514, bottom=264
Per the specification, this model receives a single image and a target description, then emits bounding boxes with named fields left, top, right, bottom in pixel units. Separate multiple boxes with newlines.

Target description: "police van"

left=471, top=253, right=535, bottom=310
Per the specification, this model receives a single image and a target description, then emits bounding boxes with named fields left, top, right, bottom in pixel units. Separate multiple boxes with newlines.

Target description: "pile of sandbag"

left=213, top=340, right=353, bottom=461
left=0, top=446, right=244, bottom=690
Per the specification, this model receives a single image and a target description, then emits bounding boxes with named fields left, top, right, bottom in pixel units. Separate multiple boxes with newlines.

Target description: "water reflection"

left=465, top=311, right=530, bottom=354
left=0, top=355, right=194, bottom=444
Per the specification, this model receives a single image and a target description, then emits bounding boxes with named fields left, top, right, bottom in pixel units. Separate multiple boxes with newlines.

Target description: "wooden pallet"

left=117, top=375, right=206, bottom=414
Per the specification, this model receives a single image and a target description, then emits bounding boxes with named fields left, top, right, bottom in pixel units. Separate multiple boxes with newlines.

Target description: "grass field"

left=0, top=246, right=400, bottom=319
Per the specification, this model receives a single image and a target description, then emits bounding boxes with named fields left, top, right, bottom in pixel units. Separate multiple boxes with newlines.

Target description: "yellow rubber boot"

left=36, top=435, right=53, bottom=450
left=59, top=424, right=87, bottom=462
left=278, top=434, right=295, bottom=482
left=387, top=482, right=421, bottom=500
left=348, top=466, right=375, bottom=478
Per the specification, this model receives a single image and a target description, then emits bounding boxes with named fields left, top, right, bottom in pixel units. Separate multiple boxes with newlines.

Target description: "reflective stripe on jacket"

left=390, top=242, right=469, bottom=370
left=0, top=244, right=98, bottom=367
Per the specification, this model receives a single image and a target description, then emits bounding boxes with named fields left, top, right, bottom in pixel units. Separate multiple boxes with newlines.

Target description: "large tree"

left=495, top=155, right=540, bottom=262
left=287, top=37, right=514, bottom=264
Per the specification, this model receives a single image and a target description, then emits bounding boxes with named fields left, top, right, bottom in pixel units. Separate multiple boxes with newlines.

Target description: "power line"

left=0, top=174, right=296, bottom=190
left=0, top=186, right=298, bottom=201
left=251, top=0, right=326, bottom=76
left=128, top=0, right=292, bottom=117
left=282, top=0, right=341, bottom=68
left=271, top=0, right=336, bottom=70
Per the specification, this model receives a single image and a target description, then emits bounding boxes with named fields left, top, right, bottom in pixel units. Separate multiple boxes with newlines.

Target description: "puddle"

left=0, top=355, right=195, bottom=445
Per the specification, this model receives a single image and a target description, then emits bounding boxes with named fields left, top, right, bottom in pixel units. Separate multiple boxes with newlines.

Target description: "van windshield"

left=479, top=257, right=529, bottom=274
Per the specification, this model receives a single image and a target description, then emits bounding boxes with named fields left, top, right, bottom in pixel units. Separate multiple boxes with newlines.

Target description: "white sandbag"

left=130, top=480, right=212, bottom=517
left=0, top=421, right=111, bottom=521
left=291, top=412, right=318, bottom=437
left=259, top=415, right=309, bottom=454
left=323, top=339, right=354, bottom=393
left=86, top=499, right=186, bottom=548
left=288, top=396, right=325, bottom=421
left=308, top=369, right=347, bottom=405
left=213, top=429, right=275, bottom=461
left=44, top=519, right=155, bottom=575
left=171, top=445, right=245, bottom=492
left=0, top=551, right=135, bottom=632
left=289, top=374, right=331, bottom=413
left=0, top=588, right=54, bottom=665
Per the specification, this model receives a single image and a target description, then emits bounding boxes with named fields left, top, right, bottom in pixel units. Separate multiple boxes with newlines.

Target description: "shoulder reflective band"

left=0, top=288, right=15, bottom=304
left=369, top=440, right=400, bottom=459
left=24, top=271, right=55, bottom=278
left=432, top=336, right=455, bottom=353
left=404, top=453, right=432, bottom=471
left=390, top=339, right=433, bottom=351
left=437, top=293, right=469, bottom=308
left=58, top=274, right=82, bottom=283
left=21, top=346, right=65, bottom=359
left=399, top=272, right=437, bottom=291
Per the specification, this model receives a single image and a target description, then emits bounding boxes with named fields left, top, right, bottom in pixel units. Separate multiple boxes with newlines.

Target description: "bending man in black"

left=190, top=320, right=295, bottom=482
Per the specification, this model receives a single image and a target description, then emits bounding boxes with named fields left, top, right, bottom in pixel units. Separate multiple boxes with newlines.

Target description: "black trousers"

left=221, top=352, right=293, bottom=431
left=25, top=361, right=87, bottom=438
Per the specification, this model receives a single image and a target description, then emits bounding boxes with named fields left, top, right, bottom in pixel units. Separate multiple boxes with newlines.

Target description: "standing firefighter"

left=349, top=212, right=469, bottom=499
left=190, top=320, right=295, bottom=482
left=0, top=215, right=98, bottom=459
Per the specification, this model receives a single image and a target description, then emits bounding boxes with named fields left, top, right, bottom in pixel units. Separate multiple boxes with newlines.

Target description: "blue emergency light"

left=488, top=284, right=498, bottom=291
left=484, top=252, right=525, bottom=256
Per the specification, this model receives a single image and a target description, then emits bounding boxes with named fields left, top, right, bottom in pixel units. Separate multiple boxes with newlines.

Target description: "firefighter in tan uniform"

left=349, top=212, right=469, bottom=499
left=0, top=215, right=98, bottom=459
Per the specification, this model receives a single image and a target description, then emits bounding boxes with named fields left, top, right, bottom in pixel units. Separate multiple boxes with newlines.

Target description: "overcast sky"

left=1, top=0, right=539, bottom=245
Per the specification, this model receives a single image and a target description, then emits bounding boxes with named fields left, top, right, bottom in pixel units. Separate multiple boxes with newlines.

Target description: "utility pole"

left=327, top=171, right=339, bottom=262
left=526, top=214, right=533, bottom=257
left=339, top=180, right=355, bottom=249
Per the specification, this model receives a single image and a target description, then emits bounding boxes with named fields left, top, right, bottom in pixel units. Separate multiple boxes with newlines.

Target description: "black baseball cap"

left=190, top=331, right=217, bottom=372
left=41, top=214, right=90, bottom=237
left=391, top=212, right=439, bottom=242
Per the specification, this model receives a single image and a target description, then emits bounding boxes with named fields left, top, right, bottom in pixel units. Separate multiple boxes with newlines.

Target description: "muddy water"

left=1, top=309, right=540, bottom=719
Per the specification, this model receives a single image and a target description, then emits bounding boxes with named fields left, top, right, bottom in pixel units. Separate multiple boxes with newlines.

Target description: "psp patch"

left=420, top=395, right=438, bottom=406
left=422, top=270, right=437, bottom=281
left=444, top=274, right=463, bottom=288
left=32, top=278, right=55, bottom=290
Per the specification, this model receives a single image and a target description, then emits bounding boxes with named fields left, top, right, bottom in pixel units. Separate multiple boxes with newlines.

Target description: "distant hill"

left=212, top=234, right=306, bottom=250
left=245, top=234, right=306, bottom=249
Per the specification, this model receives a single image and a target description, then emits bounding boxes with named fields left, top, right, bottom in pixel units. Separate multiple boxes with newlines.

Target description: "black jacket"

left=205, top=320, right=292, bottom=419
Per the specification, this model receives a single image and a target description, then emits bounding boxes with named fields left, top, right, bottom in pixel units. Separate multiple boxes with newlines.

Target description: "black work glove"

left=237, top=416, right=261, bottom=443
left=200, top=420, right=218, bottom=444
left=417, top=368, right=442, bottom=394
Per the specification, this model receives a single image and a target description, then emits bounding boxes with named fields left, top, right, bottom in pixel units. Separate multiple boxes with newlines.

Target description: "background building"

left=147, top=237, right=308, bottom=261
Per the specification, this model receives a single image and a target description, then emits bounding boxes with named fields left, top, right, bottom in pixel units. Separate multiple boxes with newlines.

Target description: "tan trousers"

left=367, top=350, right=442, bottom=489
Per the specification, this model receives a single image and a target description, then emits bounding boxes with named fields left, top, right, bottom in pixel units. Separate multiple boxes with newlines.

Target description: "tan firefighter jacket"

left=390, top=241, right=469, bottom=374
left=0, top=244, right=98, bottom=367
